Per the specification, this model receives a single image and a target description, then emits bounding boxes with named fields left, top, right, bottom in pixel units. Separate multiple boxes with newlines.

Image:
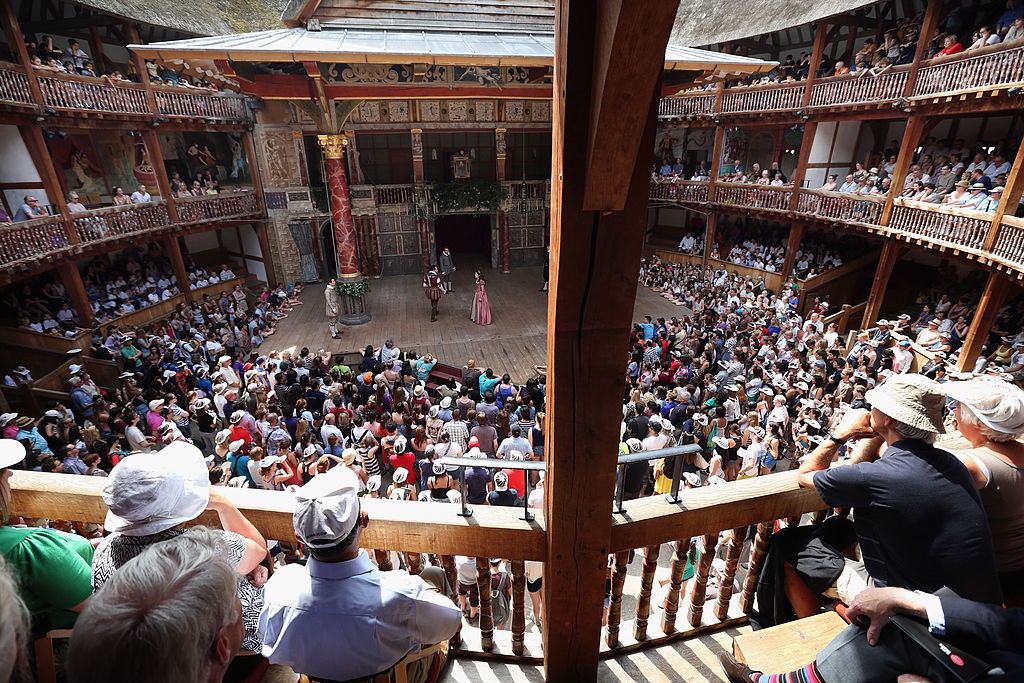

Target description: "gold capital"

left=317, top=134, right=348, bottom=159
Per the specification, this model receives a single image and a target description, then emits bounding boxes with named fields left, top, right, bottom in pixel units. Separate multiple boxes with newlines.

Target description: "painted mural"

left=160, top=131, right=251, bottom=185
left=48, top=134, right=107, bottom=200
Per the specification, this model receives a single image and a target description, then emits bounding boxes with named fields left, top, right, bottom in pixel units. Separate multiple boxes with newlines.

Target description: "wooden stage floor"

left=267, top=264, right=687, bottom=382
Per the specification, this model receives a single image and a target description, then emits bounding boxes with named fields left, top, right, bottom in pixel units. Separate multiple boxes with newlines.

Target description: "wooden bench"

left=732, top=611, right=848, bottom=673
left=425, top=362, right=462, bottom=396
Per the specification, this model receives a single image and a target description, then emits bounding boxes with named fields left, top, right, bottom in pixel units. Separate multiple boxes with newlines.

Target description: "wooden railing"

left=889, top=199, right=991, bottom=252
left=991, top=215, right=1024, bottom=270
left=71, top=201, right=172, bottom=244
left=372, top=184, right=417, bottom=206
left=716, top=183, right=793, bottom=212
left=913, top=42, right=1024, bottom=98
left=650, top=178, right=710, bottom=204
left=720, top=82, right=804, bottom=114
left=0, top=215, right=72, bottom=266
left=506, top=180, right=549, bottom=200
left=152, top=85, right=251, bottom=121
left=36, top=71, right=150, bottom=114
left=176, top=190, right=260, bottom=224
left=808, top=68, right=909, bottom=108
left=658, top=92, right=716, bottom=118
left=0, top=62, right=35, bottom=106
left=797, top=189, right=885, bottom=226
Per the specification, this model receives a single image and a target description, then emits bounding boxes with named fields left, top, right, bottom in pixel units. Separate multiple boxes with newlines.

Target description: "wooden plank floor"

left=268, top=263, right=688, bottom=382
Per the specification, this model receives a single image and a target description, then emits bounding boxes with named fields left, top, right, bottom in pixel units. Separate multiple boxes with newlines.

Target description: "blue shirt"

left=258, top=551, right=461, bottom=680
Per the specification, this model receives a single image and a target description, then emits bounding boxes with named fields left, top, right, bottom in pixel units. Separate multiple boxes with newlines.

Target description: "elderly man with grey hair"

left=66, top=530, right=244, bottom=683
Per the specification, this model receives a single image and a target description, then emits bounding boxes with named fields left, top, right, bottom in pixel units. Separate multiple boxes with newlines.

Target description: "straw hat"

left=865, top=374, right=945, bottom=434
left=945, top=377, right=1024, bottom=436
left=341, top=448, right=359, bottom=466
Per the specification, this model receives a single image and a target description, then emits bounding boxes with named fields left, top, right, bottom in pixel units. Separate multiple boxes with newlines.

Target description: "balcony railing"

left=990, top=215, right=1024, bottom=270
left=153, top=85, right=252, bottom=122
left=176, top=190, right=260, bottom=224
left=658, top=92, right=716, bottom=118
left=913, top=42, right=1024, bottom=98
left=888, top=199, right=991, bottom=252
left=372, top=184, right=417, bottom=206
left=650, top=178, right=710, bottom=204
left=0, top=62, right=35, bottom=106
left=70, top=201, right=172, bottom=244
left=716, top=183, right=793, bottom=212
left=807, top=68, right=909, bottom=108
left=0, top=215, right=71, bottom=267
left=720, top=82, right=804, bottom=114
left=797, top=189, right=885, bottom=226
left=36, top=71, right=150, bottom=114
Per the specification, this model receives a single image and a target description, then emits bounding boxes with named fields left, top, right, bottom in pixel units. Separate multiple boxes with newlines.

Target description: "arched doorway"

left=319, top=221, right=337, bottom=280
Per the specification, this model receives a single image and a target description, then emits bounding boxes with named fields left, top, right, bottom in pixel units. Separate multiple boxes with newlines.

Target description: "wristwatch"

left=827, top=433, right=847, bottom=445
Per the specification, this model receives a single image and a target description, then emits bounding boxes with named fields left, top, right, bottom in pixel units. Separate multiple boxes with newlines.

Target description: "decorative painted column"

left=495, top=128, right=507, bottom=181
left=411, top=129, right=425, bottom=183
left=317, top=134, right=371, bottom=324
left=499, top=211, right=511, bottom=273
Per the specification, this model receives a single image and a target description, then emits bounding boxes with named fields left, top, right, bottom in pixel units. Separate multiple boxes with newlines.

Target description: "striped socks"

left=754, top=663, right=825, bottom=683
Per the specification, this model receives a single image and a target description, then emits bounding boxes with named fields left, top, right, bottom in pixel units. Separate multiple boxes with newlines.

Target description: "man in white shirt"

left=983, top=155, right=1011, bottom=178
left=839, top=174, right=858, bottom=193
left=258, top=467, right=461, bottom=682
left=130, top=184, right=152, bottom=203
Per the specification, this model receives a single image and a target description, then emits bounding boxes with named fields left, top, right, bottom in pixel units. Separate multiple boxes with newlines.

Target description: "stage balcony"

left=658, top=42, right=1024, bottom=123
left=650, top=178, right=1024, bottom=282
left=0, top=60, right=254, bottom=125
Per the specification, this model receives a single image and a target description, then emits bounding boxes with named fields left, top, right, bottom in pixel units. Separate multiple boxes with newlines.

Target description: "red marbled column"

left=418, top=217, right=431, bottom=271
left=318, top=135, right=360, bottom=278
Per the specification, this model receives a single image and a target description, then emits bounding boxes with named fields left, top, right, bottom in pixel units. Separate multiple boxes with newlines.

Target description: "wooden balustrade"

left=0, top=62, right=35, bottom=105
left=719, top=83, right=804, bottom=114
left=913, top=43, right=1024, bottom=98
left=71, top=201, right=172, bottom=244
left=797, top=189, right=885, bottom=226
left=152, top=86, right=251, bottom=121
left=649, top=178, right=710, bottom=204
left=991, top=216, right=1024, bottom=270
left=889, top=200, right=991, bottom=252
left=36, top=72, right=149, bottom=114
left=176, top=190, right=260, bottom=224
left=506, top=180, right=549, bottom=200
left=716, top=183, right=793, bottom=211
left=658, top=92, right=716, bottom=118
left=372, top=184, right=417, bottom=206
left=807, top=68, right=909, bottom=108
left=0, top=216, right=71, bottom=266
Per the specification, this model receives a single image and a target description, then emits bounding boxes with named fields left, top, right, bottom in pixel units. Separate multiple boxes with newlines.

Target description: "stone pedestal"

left=337, top=276, right=371, bottom=325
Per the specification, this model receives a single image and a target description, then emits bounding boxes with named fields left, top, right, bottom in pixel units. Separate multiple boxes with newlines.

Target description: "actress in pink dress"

left=471, top=270, right=492, bottom=325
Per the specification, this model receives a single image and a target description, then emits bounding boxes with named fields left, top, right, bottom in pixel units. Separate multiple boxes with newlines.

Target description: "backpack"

left=490, top=572, right=511, bottom=627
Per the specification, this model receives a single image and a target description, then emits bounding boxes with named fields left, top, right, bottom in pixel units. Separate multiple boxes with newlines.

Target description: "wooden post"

left=789, top=122, right=818, bottom=203
left=20, top=126, right=73, bottom=238
left=142, top=129, right=178, bottom=223
left=802, top=20, right=829, bottom=106
left=0, top=1, right=44, bottom=104
left=902, top=0, right=944, bottom=98
left=781, top=221, right=807, bottom=277
left=254, top=221, right=278, bottom=288
left=739, top=522, right=773, bottom=613
left=476, top=556, right=494, bottom=651
left=861, top=240, right=903, bottom=329
left=984, top=148, right=1024, bottom=251
left=708, top=126, right=725, bottom=197
left=404, top=552, right=423, bottom=575
left=56, top=262, right=95, bottom=329
left=880, top=116, right=927, bottom=226
left=703, top=213, right=717, bottom=270
left=544, top=0, right=680, bottom=678
left=164, top=236, right=193, bottom=304
left=88, top=25, right=109, bottom=74
left=241, top=131, right=266, bottom=214
left=605, top=551, right=629, bottom=648
left=713, top=526, right=747, bottom=620
left=633, top=544, right=661, bottom=641
left=510, top=560, right=527, bottom=656
left=126, top=23, right=158, bottom=113
left=373, top=549, right=393, bottom=571
left=687, top=533, right=717, bottom=627
left=439, top=555, right=462, bottom=647
left=661, top=538, right=694, bottom=634
left=957, top=271, right=1013, bottom=371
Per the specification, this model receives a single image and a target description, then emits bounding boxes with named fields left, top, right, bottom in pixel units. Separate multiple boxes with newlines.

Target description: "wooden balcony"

left=176, top=190, right=261, bottom=224
left=720, top=82, right=804, bottom=114
left=888, top=199, right=991, bottom=253
left=797, top=189, right=885, bottom=227
left=807, top=68, right=909, bottom=109
left=372, top=184, right=417, bottom=206
left=912, top=42, right=1024, bottom=99
left=650, top=178, right=710, bottom=203
left=990, top=215, right=1024, bottom=273
left=657, top=91, right=716, bottom=118
left=70, top=201, right=172, bottom=244
left=0, top=215, right=71, bottom=267
left=0, top=62, right=253, bottom=124
left=716, top=183, right=793, bottom=212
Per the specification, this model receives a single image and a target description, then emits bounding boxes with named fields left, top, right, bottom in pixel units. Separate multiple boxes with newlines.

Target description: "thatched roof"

left=72, top=0, right=287, bottom=37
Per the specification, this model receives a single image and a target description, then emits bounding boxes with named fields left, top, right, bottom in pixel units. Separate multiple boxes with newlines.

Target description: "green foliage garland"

left=335, top=280, right=370, bottom=297
left=432, top=181, right=507, bottom=214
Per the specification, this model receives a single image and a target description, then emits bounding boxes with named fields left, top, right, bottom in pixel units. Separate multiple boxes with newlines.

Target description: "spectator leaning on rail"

left=796, top=373, right=1002, bottom=606
left=258, top=465, right=462, bottom=683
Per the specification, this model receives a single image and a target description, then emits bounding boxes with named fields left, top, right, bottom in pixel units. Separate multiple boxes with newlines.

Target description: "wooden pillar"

left=781, top=221, right=806, bottom=277
left=788, top=121, right=818, bottom=202
left=476, top=557, right=495, bottom=651
left=739, top=522, right=773, bottom=614
left=903, top=0, right=944, bottom=98
left=254, top=221, right=278, bottom=288
left=510, top=560, right=527, bottom=656
left=411, top=129, right=425, bottom=183
left=0, top=1, right=44, bottom=104
left=703, top=213, right=717, bottom=269
left=604, top=551, right=629, bottom=648
left=880, top=116, right=928, bottom=226
left=20, top=126, right=73, bottom=237
left=860, top=239, right=903, bottom=329
left=164, top=236, right=193, bottom=304
left=633, top=544, right=660, bottom=641
left=957, top=271, right=1013, bottom=371
left=708, top=125, right=726, bottom=192
left=543, top=0, right=680, bottom=678
left=802, top=20, right=829, bottom=106
left=687, top=533, right=717, bottom=627
left=125, top=24, right=158, bottom=113
left=56, top=262, right=95, bottom=328
left=142, top=129, right=178, bottom=222
left=241, top=131, right=266, bottom=214
left=88, top=25, right=109, bottom=73
left=984, top=148, right=1024, bottom=251
left=713, top=527, right=747, bottom=620
left=495, top=128, right=507, bottom=182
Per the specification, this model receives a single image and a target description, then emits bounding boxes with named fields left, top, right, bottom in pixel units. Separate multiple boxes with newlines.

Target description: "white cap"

left=293, top=466, right=361, bottom=548
left=0, top=439, right=26, bottom=469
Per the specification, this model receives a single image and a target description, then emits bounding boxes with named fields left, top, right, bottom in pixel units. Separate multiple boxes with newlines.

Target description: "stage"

left=267, top=264, right=689, bottom=382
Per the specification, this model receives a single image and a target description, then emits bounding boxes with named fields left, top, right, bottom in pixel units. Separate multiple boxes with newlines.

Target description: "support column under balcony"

left=984, top=147, right=1024, bottom=251
left=56, top=262, right=94, bottom=329
left=957, top=271, right=1014, bottom=372
left=164, top=236, right=192, bottom=304
left=781, top=221, right=806, bottom=278
left=860, top=240, right=903, bottom=330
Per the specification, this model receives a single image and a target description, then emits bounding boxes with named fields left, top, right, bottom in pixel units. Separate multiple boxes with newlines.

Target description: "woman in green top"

left=0, top=439, right=94, bottom=631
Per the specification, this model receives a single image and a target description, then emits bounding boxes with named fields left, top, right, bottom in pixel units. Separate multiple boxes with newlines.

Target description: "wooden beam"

left=880, top=116, right=927, bottom=226
left=957, top=271, right=1014, bottom=371
left=579, top=0, right=679, bottom=211
left=1, top=0, right=45, bottom=105
left=142, top=129, right=178, bottom=223
left=781, top=221, right=806, bottom=278
left=255, top=221, right=278, bottom=289
left=984, top=145, right=1024, bottom=251
left=802, top=20, right=829, bottom=107
left=126, top=23, right=158, bottom=114
left=788, top=121, right=817, bottom=200
left=163, top=235, right=192, bottom=304
left=860, top=239, right=904, bottom=329
left=56, top=262, right=95, bottom=328
left=903, top=0, right=944, bottom=98
left=19, top=125, right=72, bottom=233
left=543, top=0, right=678, bottom=677
left=241, top=131, right=266, bottom=214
